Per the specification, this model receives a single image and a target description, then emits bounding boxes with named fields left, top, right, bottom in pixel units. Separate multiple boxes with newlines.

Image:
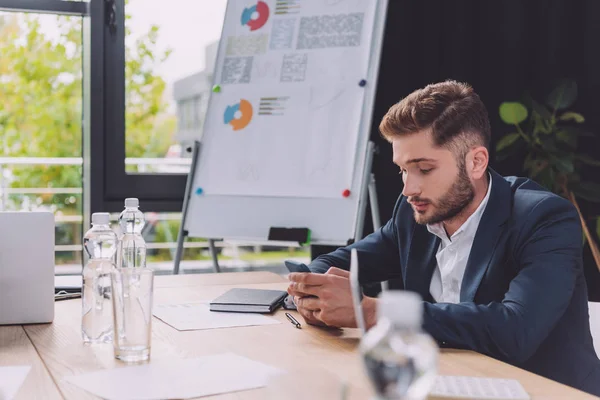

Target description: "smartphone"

left=285, top=261, right=316, bottom=303
left=284, top=260, right=311, bottom=273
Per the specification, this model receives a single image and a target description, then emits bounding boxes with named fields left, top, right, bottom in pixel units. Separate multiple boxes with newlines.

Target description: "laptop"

left=0, top=212, right=55, bottom=325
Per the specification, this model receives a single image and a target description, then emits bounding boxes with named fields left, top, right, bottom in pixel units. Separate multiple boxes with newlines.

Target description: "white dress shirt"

left=427, top=175, right=492, bottom=303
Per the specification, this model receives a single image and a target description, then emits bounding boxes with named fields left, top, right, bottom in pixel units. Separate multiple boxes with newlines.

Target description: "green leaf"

left=496, top=133, right=521, bottom=152
left=496, top=137, right=525, bottom=161
left=530, top=99, right=553, bottom=120
left=577, top=154, right=600, bottom=167
left=556, top=130, right=578, bottom=148
left=559, top=111, right=585, bottom=123
left=545, top=79, right=578, bottom=111
left=499, top=102, right=528, bottom=125
left=532, top=113, right=553, bottom=135
left=552, top=156, right=574, bottom=174
left=541, top=139, right=559, bottom=153
left=536, top=167, right=557, bottom=192
left=575, top=182, right=600, bottom=203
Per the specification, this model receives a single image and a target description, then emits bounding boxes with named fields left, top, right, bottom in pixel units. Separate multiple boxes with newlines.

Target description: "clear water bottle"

left=360, top=291, right=438, bottom=400
left=82, top=212, right=117, bottom=344
left=117, top=198, right=147, bottom=269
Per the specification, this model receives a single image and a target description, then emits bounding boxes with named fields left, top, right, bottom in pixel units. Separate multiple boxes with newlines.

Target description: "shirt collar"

left=427, top=172, right=493, bottom=242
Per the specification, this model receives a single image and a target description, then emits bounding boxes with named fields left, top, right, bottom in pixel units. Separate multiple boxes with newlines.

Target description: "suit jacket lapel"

left=405, top=224, right=439, bottom=302
left=460, top=169, right=511, bottom=302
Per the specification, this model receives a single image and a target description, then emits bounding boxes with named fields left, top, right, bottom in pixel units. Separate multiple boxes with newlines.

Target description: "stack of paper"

left=63, top=353, right=282, bottom=400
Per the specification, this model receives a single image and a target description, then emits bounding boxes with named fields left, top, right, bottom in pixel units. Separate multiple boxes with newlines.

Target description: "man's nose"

left=402, top=174, right=421, bottom=197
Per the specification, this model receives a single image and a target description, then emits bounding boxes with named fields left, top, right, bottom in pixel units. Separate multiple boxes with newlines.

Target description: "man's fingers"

left=325, top=267, right=350, bottom=278
left=295, top=296, right=321, bottom=311
left=287, top=282, right=320, bottom=297
left=287, top=284, right=310, bottom=298
left=296, top=306, right=313, bottom=321
left=288, top=272, right=329, bottom=285
left=298, top=307, right=316, bottom=322
left=296, top=305, right=322, bottom=325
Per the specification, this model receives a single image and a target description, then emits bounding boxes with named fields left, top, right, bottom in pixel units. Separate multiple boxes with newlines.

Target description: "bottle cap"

left=124, top=198, right=139, bottom=208
left=91, top=212, right=110, bottom=225
left=378, top=290, right=423, bottom=328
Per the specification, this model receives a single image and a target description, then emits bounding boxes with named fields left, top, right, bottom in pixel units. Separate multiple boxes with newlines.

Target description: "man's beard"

left=411, top=163, right=475, bottom=225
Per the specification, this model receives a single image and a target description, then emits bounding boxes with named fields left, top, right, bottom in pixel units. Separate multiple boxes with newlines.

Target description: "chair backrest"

left=588, top=301, right=600, bottom=358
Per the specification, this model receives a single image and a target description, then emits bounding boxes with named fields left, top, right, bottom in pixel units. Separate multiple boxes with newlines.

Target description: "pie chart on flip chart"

left=241, top=1, right=270, bottom=31
left=223, top=99, right=253, bottom=131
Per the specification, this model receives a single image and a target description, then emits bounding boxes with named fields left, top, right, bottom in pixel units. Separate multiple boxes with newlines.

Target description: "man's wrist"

left=361, top=296, right=378, bottom=330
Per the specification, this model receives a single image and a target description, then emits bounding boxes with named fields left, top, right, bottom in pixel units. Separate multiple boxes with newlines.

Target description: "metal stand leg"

left=368, top=173, right=381, bottom=230
left=368, top=172, right=387, bottom=291
left=354, top=142, right=386, bottom=291
left=208, top=239, right=221, bottom=273
left=355, top=142, right=376, bottom=241
left=174, top=141, right=201, bottom=275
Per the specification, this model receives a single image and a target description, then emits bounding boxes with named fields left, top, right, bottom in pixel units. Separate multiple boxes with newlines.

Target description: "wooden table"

left=3, top=271, right=598, bottom=399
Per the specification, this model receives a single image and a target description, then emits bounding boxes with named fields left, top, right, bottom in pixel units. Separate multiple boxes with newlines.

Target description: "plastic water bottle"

left=117, top=198, right=147, bottom=269
left=360, top=291, right=438, bottom=400
left=82, top=212, right=117, bottom=344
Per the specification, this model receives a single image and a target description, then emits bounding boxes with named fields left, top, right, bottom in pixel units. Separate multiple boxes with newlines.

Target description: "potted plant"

left=497, top=79, right=600, bottom=271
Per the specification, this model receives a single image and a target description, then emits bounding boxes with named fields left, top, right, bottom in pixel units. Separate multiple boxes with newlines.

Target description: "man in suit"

left=287, top=80, right=600, bottom=395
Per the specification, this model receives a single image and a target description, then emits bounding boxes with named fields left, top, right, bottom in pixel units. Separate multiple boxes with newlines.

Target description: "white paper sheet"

left=430, top=376, right=530, bottom=400
left=63, top=353, right=282, bottom=400
left=152, top=303, right=280, bottom=331
left=0, top=366, right=31, bottom=400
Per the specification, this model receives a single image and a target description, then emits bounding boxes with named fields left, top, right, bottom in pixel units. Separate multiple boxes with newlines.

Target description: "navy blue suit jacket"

left=309, top=169, right=600, bottom=395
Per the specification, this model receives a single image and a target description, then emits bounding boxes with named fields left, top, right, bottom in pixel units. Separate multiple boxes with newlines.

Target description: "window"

left=194, top=95, right=203, bottom=130
left=0, top=0, right=88, bottom=274
left=98, top=0, right=227, bottom=213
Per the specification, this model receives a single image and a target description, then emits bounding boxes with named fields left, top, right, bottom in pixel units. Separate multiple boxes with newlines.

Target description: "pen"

left=285, top=312, right=302, bottom=329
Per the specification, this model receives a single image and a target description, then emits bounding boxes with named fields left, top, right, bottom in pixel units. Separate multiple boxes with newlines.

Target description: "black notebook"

left=209, top=288, right=287, bottom=313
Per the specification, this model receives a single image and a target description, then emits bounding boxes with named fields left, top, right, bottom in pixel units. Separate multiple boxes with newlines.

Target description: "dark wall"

left=313, top=0, right=600, bottom=298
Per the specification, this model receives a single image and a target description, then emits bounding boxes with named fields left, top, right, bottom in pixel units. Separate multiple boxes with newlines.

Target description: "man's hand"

left=287, top=267, right=373, bottom=328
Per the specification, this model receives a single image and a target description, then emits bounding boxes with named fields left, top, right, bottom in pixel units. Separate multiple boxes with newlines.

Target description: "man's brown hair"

left=379, top=80, right=491, bottom=154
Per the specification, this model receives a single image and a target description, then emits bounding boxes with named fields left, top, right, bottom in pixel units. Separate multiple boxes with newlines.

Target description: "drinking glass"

left=111, top=268, right=154, bottom=362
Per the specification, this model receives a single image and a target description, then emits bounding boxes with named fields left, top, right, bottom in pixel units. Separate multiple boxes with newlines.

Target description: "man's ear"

left=467, top=146, right=489, bottom=179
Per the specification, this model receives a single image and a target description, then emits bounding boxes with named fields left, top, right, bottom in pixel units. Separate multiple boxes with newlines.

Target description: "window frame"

left=0, top=0, right=92, bottom=238
left=0, top=0, right=88, bottom=16
left=98, top=0, right=187, bottom=214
